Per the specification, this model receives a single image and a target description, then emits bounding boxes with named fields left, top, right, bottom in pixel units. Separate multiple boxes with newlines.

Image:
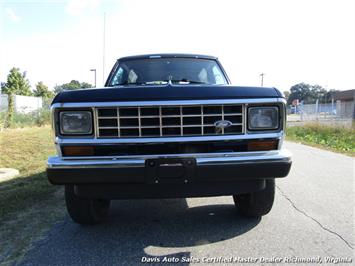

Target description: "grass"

left=0, top=126, right=65, bottom=265
left=286, top=123, right=355, bottom=156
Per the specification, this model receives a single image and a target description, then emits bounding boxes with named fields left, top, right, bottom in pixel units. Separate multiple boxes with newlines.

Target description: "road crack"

left=276, top=185, right=354, bottom=250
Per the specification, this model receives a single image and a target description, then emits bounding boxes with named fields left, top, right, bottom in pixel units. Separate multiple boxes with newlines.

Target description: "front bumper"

left=47, top=149, right=292, bottom=184
left=47, top=150, right=291, bottom=199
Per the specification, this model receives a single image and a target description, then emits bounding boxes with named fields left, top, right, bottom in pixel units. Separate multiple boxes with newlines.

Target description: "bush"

left=286, top=123, right=355, bottom=155
left=0, top=108, right=51, bottom=129
left=35, top=108, right=51, bottom=127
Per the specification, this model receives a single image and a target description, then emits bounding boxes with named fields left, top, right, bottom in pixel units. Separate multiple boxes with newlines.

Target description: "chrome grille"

left=96, top=104, right=244, bottom=138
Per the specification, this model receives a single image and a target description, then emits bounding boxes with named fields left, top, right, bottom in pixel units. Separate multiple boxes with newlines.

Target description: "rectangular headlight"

left=248, top=107, right=279, bottom=130
left=59, top=111, right=92, bottom=135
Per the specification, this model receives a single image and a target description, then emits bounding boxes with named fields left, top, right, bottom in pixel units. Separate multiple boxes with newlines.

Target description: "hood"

left=52, top=84, right=283, bottom=104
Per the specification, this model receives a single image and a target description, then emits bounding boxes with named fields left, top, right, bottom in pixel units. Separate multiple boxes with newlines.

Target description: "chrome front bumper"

left=47, top=149, right=292, bottom=169
left=47, top=149, right=292, bottom=198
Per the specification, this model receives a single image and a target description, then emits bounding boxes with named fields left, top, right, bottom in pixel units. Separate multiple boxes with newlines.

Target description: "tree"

left=310, top=84, right=327, bottom=103
left=80, top=82, right=92, bottom=88
left=283, top=91, right=290, bottom=101
left=287, top=83, right=310, bottom=105
left=0, top=82, right=6, bottom=93
left=2, top=68, right=32, bottom=127
left=1, top=67, right=32, bottom=96
left=324, top=89, right=339, bottom=103
left=33, top=81, right=54, bottom=98
left=54, top=80, right=93, bottom=94
left=287, top=83, right=337, bottom=105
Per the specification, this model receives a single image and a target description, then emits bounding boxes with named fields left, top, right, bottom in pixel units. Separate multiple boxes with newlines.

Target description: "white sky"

left=0, top=0, right=354, bottom=92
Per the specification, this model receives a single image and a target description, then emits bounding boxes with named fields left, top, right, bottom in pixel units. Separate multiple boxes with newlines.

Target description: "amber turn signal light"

left=247, top=140, right=278, bottom=151
left=62, top=146, right=95, bottom=156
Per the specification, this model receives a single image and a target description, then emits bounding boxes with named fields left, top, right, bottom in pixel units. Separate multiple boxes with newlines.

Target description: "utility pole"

left=90, top=69, right=97, bottom=87
left=260, top=73, right=265, bottom=87
left=102, top=12, right=106, bottom=85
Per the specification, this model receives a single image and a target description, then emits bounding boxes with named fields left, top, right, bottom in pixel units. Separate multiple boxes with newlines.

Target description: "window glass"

left=108, top=58, right=228, bottom=86
left=128, top=70, right=138, bottom=83
left=198, top=68, right=208, bottom=83
left=111, top=67, right=124, bottom=85
left=212, top=66, right=226, bottom=85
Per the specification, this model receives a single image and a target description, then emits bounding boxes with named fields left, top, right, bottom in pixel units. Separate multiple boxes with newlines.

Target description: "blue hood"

left=52, top=84, right=283, bottom=104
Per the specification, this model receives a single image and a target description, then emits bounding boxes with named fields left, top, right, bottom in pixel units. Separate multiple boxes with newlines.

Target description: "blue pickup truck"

left=47, top=54, right=292, bottom=224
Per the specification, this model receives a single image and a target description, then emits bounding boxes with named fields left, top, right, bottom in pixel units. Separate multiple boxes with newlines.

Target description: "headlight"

left=59, top=111, right=92, bottom=135
left=248, top=107, right=279, bottom=130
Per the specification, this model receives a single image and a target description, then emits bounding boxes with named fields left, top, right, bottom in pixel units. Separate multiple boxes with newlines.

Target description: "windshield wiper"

left=168, top=79, right=207, bottom=84
left=115, top=81, right=146, bottom=86
left=144, top=81, right=168, bottom=85
left=115, top=80, right=207, bottom=86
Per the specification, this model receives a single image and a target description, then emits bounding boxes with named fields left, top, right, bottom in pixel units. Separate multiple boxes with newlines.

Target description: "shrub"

left=0, top=109, right=51, bottom=129
left=286, top=123, right=355, bottom=155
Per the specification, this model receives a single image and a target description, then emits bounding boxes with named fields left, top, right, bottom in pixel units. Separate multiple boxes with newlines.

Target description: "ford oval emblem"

left=214, top=120, right=232, bottom=133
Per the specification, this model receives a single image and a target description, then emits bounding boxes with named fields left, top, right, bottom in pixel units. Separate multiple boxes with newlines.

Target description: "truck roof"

left=118, top=53, right=218, bottom=61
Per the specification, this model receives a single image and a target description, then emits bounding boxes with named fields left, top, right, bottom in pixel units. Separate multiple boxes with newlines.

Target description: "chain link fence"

left=287, top=100, right=354, bottom=127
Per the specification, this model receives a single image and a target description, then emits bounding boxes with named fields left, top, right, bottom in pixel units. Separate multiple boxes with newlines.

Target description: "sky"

left=0, top=0, right=354, bottom=92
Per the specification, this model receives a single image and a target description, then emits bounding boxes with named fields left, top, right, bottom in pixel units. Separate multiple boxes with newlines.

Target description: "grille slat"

left=97, top=104, right=243, bottom=138
left=99, top=113, right=242, bottom=118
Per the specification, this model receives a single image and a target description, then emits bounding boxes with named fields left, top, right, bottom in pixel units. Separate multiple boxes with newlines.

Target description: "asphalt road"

left=19, top=141, right=354, bottom=265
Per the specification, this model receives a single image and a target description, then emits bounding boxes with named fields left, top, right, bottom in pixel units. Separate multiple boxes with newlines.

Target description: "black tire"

left=65, top=185, right=110, bottom=225
left=233, top=179, right=275, bottom=217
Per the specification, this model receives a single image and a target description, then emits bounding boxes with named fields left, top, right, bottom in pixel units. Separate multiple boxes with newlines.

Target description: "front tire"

left=233, top=179, right=275, bottom=217
left=65, top=185, right=110, bottom=225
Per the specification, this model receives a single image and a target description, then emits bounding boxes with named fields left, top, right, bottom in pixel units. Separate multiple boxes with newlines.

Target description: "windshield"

left=108, top=58, right=228, bottom=86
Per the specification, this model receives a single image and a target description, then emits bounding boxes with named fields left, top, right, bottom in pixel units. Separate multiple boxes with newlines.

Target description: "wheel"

left=65, top=185, right=110, bottom=225
left=233, top=179, right=275, bottom=217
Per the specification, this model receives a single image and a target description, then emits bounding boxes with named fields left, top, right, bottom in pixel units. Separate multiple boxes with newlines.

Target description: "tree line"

left=0, top=67, right=93, bottom=128
left=0, top=67, right=92, bottom=98
left=284, top=83, right=338, bottom=105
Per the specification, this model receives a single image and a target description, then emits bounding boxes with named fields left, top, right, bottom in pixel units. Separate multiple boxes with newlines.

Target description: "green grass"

left=286, top=123, right=355, bottom=156
left=0, top=126, right=65, bottom=265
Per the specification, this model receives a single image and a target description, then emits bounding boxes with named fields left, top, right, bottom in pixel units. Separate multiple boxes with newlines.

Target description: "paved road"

left=20, top=142, right=354, bottom=265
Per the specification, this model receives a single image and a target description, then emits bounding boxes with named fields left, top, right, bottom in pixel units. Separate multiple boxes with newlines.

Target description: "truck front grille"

left=96, top=104, right=244, bottom=138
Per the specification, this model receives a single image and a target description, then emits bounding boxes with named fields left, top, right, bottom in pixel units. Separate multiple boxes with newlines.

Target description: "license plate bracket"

left=145, top=158, right=196, bottom=184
